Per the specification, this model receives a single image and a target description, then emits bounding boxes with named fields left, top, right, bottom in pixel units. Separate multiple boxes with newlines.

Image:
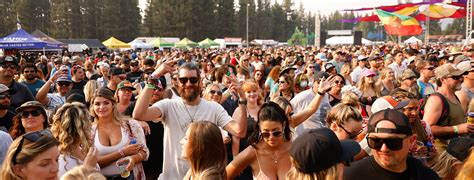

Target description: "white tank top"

left=94, top=127, right=129, bottom=176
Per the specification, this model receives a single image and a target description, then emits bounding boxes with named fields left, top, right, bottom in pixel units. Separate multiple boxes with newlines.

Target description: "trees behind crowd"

left=0, top=0, right=465, bottom=42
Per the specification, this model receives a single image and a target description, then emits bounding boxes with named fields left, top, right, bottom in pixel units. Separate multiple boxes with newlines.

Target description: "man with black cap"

left=291, top=71, right=332, bottom=135
left=0, top=84, right=16, bottom=133
left=0, top=56, right=34, bottom=112
left=106, top=67, right=126, bottom=94
left=126, top=60, right=143, bottom=83
left=36, top=72, right=73, bottom=116
left=344, top=109, right=439, bottom=179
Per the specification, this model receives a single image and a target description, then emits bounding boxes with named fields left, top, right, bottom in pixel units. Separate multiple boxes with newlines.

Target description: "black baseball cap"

left=447, top=137, right=474, bottom=161
left=367, top=109, right=413, bottom=136
left=290, top=128, right=361, bottom=173
left=109, top=67, right=125, bottom=76
left=0, top=56, right=17, bottom=64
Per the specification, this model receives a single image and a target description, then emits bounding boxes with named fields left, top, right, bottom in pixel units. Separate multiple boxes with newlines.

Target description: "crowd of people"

left=0, top=43, right=473, bottom=180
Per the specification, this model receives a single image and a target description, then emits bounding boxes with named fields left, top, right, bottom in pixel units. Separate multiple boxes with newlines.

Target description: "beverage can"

left=467, top=112, right=474, bottom=124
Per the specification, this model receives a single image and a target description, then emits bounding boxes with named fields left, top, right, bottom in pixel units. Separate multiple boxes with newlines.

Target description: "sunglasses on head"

left=178, top=77, right=199, bottom=84
left=367, top=137, right=405, bottom=151
left=12, top=129, right=53, bottom=164
left=57, top=82, right=71, bottom=86
left=210, top=90, right=222, bottom=95
left=20, top=109, right=42, bottom=118
left=0, top=94, right=11, bottom=100
left=260, top=131, right=283, bottom=139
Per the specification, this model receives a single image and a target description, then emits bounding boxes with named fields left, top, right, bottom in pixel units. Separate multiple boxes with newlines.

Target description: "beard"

left=178, top=84, right=201, bottom=102
left=0, top=103, right=9, bottom=110
left=25, top=75, right=35, bottom=81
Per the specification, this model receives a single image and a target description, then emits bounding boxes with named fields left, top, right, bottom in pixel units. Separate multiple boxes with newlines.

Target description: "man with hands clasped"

left=133, top=60, right=248, bottom=179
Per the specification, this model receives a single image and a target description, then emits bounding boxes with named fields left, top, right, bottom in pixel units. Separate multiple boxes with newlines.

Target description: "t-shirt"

left=0, top=110, right=15, bottom=133
left=71, top=80, right=87, bottom=93
left=21, top=79, right=45, bottom=97
left=152, top=98, right=232, bottom=180
left=290, top=88, right=331, bottom=136
left=0, top=131, right=13, bottom=165
left=46, top=93, right=66, bottom=117
left=344, top=156, right=440, bottom=180
left=8, top=81, right=35, bottom=112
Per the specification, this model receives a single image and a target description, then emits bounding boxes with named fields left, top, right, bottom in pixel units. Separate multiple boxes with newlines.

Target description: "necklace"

left=271, top=147, right=282, bottom=164
left=180, top=99, right=201, bottom=133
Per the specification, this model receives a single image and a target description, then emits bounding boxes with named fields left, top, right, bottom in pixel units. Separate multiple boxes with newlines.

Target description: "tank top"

left=94, top=127, right=129, bottom=176
left=434, top=95, right=465, bottom=152
left=253, top=148, right=273, bottom=180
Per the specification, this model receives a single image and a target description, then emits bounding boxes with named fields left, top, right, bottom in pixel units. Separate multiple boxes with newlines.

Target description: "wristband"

left=137, top=152, right=144, bottom=160
left=238, top=99, right=247, bottom=105
left=118, top=149, right=125, bottom=157
left=453, top=126, right=459, bottom=135
left=146, top=83, right=156, bottom=89
left=317, top=91, right=325, bottom=96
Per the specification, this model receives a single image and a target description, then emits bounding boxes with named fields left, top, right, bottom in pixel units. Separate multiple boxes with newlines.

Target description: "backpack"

left=419, top=92, right=450, bottom=126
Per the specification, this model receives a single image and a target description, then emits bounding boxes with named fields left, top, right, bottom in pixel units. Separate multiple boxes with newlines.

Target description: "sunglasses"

left=308, top=66, right=316, bottom=69
left=57, top=82, right=71, bottom=86
left=210, top=90, right=222, bottom=95
left=448, top=75, right=462, bottom=80
left=23, top=70, right=36, bottom=73
left=20, top=109, right=42, bottom=118
left=424, top=67, right=434, bottom=71
left=1, top=63, right=17, bottom=69
left=54, top=62, right=62, bottom=65
left=279, top=81, right=286, bottom=84
left=335, top=80, right=344, bottom=84
left=338, top=124, right=362, bottom=140
left=0, top=94, right=11, bottom=100
left=130, top=64, right=138, bottom=67
left=12, top=130, right=53, bottom=164
left=261, top=131, right=283, bottom=139
left=178, top=77, right=199, bottom=84
left=367, top=137, right=405, bottom=151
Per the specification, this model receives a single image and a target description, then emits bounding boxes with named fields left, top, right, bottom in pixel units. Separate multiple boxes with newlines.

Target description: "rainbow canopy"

left=374, top=9, right=422, bottom=36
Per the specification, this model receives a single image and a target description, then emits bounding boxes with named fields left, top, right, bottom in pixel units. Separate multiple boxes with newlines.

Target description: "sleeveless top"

left=434, top=95, right=465, bottom=152
left=253, top=148, right=273, bottom=180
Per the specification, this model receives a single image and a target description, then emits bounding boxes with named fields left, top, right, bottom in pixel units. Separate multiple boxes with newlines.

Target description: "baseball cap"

left=117, top=80, right=136, bottom=90
left=407, top=56, right=417, bottom=65
left=15, top=101, right=46, bottom=113
left=279, top=65, right=296, bottom=76
left=448, top=47, right=463, bottom=55
left=453, top=55, right=470, bottom=65
left=315, top=71, right=330, bottom=81
left=368, top=55, right=381, bottom=61
left=435, top=64, right=465, bottom=79
left=367, top=109, right=412, bottom=136
left=57, top=77, right=72, bottom=83
left=0, top=56, right=17, bottom=64
left=316, top=53, right=328, bottom=62
left=447, top=137, right=474, bottom=161
left=400, top=69, right=417, bottom=81
left=371, top=96, right=410, bottom=114
left=362, top=69, right=376, bottom=77
left=457, top=60, right=472, bottom=73
left=0, top=84, right=16, bottom=94
left=357, top=55, right=368, bottom=61
left=109, top=67, right=125, bottom=76
left=323, top=63, right=335, bottom=71
left=290, top=128, right=361, bottom=173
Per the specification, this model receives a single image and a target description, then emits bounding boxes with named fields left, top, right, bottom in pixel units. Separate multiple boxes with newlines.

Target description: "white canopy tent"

left=129, top=39, right=152, bottom=49
left=404, top=36, right=422, bottom=44
left=325, top=36, right=373, bottom=45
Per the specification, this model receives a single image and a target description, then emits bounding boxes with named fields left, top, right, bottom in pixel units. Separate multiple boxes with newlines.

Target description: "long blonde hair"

left=51, top=102, right=92, bottom=156
left=90, top=88, right=127, bottom=126
left=286, top=160, right=338, bottom=180
left=456, top=148, right=474, bottom=180
left=357, top=75, right=381, bottom=97
left=430, top=150, right=463, bottom=179
left=61, top=165, right=106, bottom=180
left=0, top=131, right=59, bottom=180
left=84, top=80, right=99, bottom=105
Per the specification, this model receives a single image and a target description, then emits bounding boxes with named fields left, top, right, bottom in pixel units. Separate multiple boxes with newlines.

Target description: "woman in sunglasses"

left=326, top=103, right=364, bottom=141
left=10, top=101, right=48, bottom=139
left=91, top=88, right=149, bottom=179
left=328, top=74, right=347, bottom=106
left=203, top=83, right=224, bottom=104
left=0, top=129, right=60, bottom=180
left=50, top=102, right=95, bottom=178
left=181, top=121, right=227, bottom=179
left=226, top=102, right=292, bottom=180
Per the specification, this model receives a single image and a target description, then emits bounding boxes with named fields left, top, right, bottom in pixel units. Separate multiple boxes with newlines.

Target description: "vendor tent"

left=129, top=39, right=152, bottom=49
left=326, top=36, right=373, bottom=45
left=149, top=37, right=174, bottom=47
left=58, top=39, right=106, bottom=49
left=102, top=37, right=131, bottom=49
left=199, top=38, right=219, bottom=47
left=31, top=30, right=64, bottom=46
left=175, top=38, right=198, bottom=48
left=404, top=36, right=422, bottom=44
left=0, top=29, right=60, bottom=49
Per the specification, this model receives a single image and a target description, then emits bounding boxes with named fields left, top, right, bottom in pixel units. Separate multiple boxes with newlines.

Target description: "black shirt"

left=72, top=80, right=87, bottom=93
left=126, top=71, right=143, bottom=83
left=8, top=81, right=35, bottom=112
left=0, top=110, right=15, bottom=133
left=344, top=156, right=439, bottom=180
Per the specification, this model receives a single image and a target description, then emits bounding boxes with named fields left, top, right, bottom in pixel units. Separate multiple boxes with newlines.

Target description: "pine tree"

left=0, top=0, right=17, bottom=36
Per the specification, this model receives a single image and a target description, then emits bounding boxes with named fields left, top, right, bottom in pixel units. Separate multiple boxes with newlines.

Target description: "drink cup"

left=467, top=112, right=474, bottom=124
left=116, top=157, right=131, bottom=178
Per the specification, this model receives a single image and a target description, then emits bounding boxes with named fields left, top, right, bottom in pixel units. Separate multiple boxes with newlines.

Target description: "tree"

left=0, top=0, right=17, bottom=37
left=288, top=27, right=307, bottom=45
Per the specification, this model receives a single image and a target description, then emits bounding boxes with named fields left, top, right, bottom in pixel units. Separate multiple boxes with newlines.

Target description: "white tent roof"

left=129, top=39, right=152, bottom=49
left=404, top=36, right=422, bottom=44
left=325, top=36, right=373, bottom=45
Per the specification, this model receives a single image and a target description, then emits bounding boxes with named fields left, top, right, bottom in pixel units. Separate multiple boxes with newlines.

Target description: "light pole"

left=246, top=3, right=249, bottom=47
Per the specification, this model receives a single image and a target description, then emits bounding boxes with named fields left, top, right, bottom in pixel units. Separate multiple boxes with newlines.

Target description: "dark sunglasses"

left=210, top=90, right=222, bottom=95
left=338, top=124, right=362, bottom=140
left=54, top=61, right=62, bottom=65
left=424, top=67, right=434, bottom=71
left=12, top=129, right=53, bottom=164
left=0, top=94, right=11, bottom=100
left=178, top=77, right=199, bottom=84
left=20, top=109, right=42, bottom=118
left=335, top=80, right=344, bottom=84
left=367, top=137, right=405, bottom=151
left=279, top=81, right=286, bottom=84
left=1, top=63, right=17, bottom=69
left=58, top=82, right=71, bottom=86
left=448, top=75, right=462, bottom=80
left=261, top=131, right=283, bottom=139
left=308, top=66, right=316, bottom=69
left=130, top=64, right=138, bottom=67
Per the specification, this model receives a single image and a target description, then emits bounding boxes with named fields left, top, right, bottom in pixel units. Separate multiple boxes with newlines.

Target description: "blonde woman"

left=51, top=102, right=95, bottom=177
left=84, top=80, right=99, bottom=106
left=203, top=83, right=224, bottom=104
left=357, top=69, right=381, bottom=106
left=340, top=63, right=354, bottom=85
left=378, top=68, right=397, bottom=96
left=91, top=88, right=149, bottom=179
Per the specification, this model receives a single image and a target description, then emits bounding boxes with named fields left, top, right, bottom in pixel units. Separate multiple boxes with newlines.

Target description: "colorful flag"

left=374, top=9, right=422, bottom=36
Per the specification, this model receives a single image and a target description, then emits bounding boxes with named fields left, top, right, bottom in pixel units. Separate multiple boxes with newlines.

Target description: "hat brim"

left=338, top=140, right=361, bottom=163
left=15, top=104, right=45, bottom=113
left=393, top=99, right=410, bottom=109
